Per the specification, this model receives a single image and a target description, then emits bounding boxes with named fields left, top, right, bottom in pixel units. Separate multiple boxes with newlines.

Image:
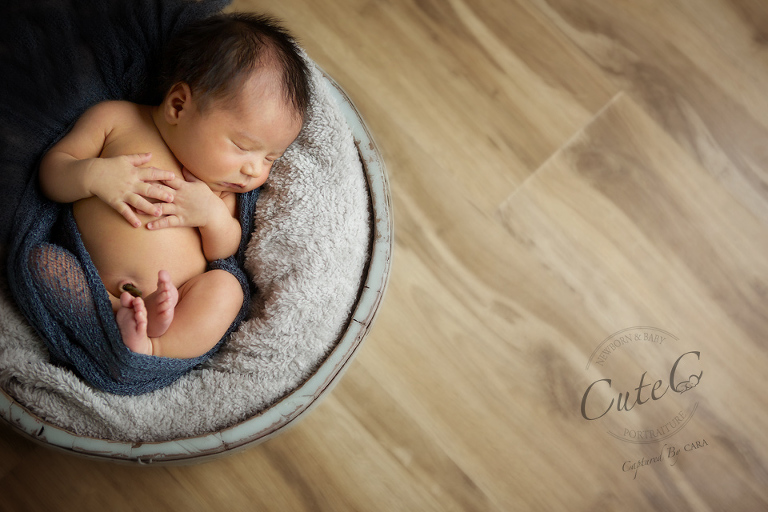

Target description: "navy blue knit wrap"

left=1, top=0, right=264, bottom=395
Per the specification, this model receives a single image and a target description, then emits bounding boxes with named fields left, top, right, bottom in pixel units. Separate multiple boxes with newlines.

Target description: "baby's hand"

left=88, top=153, right=176, bottom=227
left=146, top=168, right=222, bottom=230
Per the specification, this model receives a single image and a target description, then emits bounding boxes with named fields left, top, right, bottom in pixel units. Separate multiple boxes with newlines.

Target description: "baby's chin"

left=214, top=182, right=256, bottom=194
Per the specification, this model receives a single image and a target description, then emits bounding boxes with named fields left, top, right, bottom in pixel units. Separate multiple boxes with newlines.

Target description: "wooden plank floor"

left=2, top=0, right=768, bottom=510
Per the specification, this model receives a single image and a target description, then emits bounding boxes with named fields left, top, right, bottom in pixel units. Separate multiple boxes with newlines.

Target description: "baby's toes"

left=132, top=298, right=148, bottom=327
left=120, top=291, right=134, bottom=308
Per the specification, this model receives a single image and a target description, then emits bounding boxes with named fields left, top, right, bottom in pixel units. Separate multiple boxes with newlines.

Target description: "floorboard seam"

left=495, top=90, right=625, bottom=215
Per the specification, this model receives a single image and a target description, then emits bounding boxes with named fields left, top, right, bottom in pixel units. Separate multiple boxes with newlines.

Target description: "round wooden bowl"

left=0, top=72, right=393, bottom=464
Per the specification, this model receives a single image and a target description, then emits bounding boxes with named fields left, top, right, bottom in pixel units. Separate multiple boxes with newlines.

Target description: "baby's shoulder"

left=80, top=100, right=146, bottom=132
left=81, top=100, right=143, bottom=128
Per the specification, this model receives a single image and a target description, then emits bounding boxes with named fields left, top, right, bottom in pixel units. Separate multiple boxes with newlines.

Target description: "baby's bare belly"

left=74, top=197, right=207, bottom=301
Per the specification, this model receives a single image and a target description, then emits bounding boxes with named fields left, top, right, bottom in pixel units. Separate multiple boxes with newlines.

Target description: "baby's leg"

left=116, top=292, right=153, bottom=355
left=142, top=269, right=244, bottom=359
left=142, top=270, right=179, bottom=338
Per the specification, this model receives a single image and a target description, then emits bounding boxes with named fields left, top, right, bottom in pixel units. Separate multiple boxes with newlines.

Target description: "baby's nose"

left=241, top=162, right=263, bottom=178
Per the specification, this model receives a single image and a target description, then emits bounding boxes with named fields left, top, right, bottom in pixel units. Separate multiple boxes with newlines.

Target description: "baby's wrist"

left=83, top=158, right=106, bottom=198
left=204, top=196, right=233, bottom=227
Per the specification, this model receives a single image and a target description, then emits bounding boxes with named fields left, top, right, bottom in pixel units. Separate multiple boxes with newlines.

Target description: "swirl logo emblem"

left=581, top=327, right=702, bottom=444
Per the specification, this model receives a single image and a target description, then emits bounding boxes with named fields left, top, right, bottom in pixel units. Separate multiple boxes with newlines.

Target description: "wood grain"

left=2, top=0, right=768, bottom=510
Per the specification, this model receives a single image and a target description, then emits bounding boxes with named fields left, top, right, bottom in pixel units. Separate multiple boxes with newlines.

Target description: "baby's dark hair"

left=158, top=12, right=310, bottom=120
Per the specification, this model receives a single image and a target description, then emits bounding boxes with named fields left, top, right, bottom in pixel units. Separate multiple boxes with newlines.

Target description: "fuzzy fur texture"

left=0, top=61, right=370, bottom=442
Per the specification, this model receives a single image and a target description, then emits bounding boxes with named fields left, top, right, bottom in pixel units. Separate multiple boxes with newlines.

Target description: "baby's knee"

left=203, top=269, right=244, bottom=306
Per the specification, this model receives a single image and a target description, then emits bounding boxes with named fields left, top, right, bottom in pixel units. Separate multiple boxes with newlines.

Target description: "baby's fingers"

left=161, top=175, right=188, bottom=190
left=124, top=152, right=153, bottom=167
left=141, top=182, right=175, bottom=203
left=127, top=193, right=163, bottom=218
left=146, top=215, right=181, bottom=230
left=114, top=202, right=143, bottom=228
left=139, top=167, right=176, bottom=182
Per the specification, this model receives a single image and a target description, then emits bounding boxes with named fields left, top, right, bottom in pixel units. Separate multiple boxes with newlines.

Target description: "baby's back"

left=73, top=102, right=207, bottom=307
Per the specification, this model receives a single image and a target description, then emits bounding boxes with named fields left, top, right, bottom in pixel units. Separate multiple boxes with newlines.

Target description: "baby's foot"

left=116, top=292, right=153, bottom=355
left=144, top=270, right=179, bottom=338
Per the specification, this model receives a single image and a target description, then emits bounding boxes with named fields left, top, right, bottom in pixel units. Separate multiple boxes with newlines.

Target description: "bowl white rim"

left=0, top=70, right=393, bottom=464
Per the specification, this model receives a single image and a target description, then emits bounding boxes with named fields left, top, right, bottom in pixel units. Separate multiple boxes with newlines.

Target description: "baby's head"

left=158, top=12, right=310, bottom=121
left=154, top=13, right=310, bottom=193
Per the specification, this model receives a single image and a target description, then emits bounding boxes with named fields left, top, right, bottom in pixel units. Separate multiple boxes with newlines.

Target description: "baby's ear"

left=163, top=82, right=193, bottom=124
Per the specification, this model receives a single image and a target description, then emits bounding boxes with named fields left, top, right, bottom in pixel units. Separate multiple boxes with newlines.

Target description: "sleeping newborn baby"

left=39, top=13, right=308, bottom=358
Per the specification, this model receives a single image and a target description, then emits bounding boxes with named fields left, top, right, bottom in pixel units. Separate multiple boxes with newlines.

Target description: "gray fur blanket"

left=0, top=0, right=369, bottom=441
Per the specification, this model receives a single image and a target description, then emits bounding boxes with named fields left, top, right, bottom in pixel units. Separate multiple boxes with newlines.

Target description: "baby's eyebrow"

left=234, top=130, right=261, bottom=145
left=233, top=131, right=286, bottom=156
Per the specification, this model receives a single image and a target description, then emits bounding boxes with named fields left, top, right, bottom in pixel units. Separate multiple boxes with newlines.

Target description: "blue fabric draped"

left=1, top=0, right=263, bottom=395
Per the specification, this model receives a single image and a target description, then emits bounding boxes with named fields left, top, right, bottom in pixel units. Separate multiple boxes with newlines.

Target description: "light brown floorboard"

left=2, top=1, right=768, bottom=511
left=531, top=0, right=768, bottom=224
left=496, top=93, right=768, bottom=509
left=232, top=0, right=618, bottom=215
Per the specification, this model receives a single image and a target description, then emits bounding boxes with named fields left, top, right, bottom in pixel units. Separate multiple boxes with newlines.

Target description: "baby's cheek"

left=220, top=154, right=245, bottom=173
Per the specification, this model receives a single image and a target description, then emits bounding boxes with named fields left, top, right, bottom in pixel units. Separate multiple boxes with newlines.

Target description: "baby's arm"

left=148, top=169, right=241, bottom=261
left=199, top=191, right=241, bottom=261
left=39, top=101, right=175, bottom=227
